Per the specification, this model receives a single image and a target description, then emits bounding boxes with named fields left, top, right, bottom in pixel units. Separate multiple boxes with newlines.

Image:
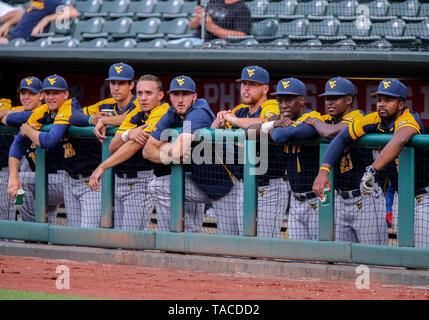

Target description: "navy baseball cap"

left=106, top=62, right=135, bottom=81
left=375, top=79, right=407, bottom=100
left=41, top=75, right=68, bottom=91
left=319, top=77, right=354, bottom=96
left=236, top=66, right=269, bottom=85
left=18, top=76, right=43, bottom=93
left=168, top=75, right=196, bottom=94
left=271, top=78, right=306, bottom=96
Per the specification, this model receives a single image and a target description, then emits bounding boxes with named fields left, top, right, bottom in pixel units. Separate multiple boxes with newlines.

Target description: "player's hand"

left=8, top=178, right=22, bottom=200
left=216, top=110, right=232, bottom=128
left=91, top=112, right=112, bottom=125
left=128, top=125, right=149, bottom=146
left=222, top=111, right=238, bottom=127
left=0, top=23, right=11, bottom=37
left=93, top=120, right=107, bottom=143
left=89, top=166, right=104, bottom=191
left=195, top=6, right=203, bottom=21
left=313, top=171, right=331, bottom=199
left=273, top=117, right=294, bottom=128
left=360, top=166, right=376, bottom=196
left=20, top=123, right=35, bottom=137
left=31, top=17, right=49, bottom=36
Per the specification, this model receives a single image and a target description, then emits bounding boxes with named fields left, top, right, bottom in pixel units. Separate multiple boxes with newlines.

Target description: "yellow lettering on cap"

left=114, top=66, right=123, bottom=74
left=25, top=78, right=34, bottom=86
left=282, top=81, right=290, bottom=89
left=247, top=68, right=255, bottom=77
left=176, top=78, right=185, bottom=86
left=48, top=77, right=57, bottom=85
left=383, top=81, right=391, bottom=89
left=329, top=80, right=337, bottom=89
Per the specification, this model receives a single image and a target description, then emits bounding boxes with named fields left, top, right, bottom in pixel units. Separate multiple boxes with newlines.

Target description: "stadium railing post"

left=397, top=146, right=415, bottom=247
left=318, top=141, right=335, bottom=241
left=35, top=146, right=48, bottom=223
left=100, top=134, right=114, bottom=228
left=243, top=138, right=257, bottom=237
left=170, top=164, right=185, bottom=232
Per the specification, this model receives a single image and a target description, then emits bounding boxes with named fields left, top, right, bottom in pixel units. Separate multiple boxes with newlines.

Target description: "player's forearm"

left=43, top=6, right=79, bottom=23
left=109, top=134, right=125, bottom=154
left=231, top=117, right=268, bottom=130
left=0, top=8, right=23, bottom=24
left=170, top=133, right=193, bottom=161
left=100, top=115, right=127, bottom=127
left=312, top=120, right=347, bottom=140
left=371, top=127, right=417, bottom=171
left=100, top=141, right=141, bottom=170
left=189, top=16, right=200, bottom=29
left=8, top=157, right=21, bottom=181
left=206, top=23, right=247, bottom=40
left=142, top=140, right=163, bottom=163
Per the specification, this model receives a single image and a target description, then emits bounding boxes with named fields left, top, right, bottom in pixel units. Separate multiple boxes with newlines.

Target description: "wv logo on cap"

left=48, top=77, right=57, bottom=85
left=247, top=68, right=255, bottom=77
left=114, top=65, right=123, bottom=74
left=383, top=81, right=391, bottom=89
left=329, top=80, right=337, bottom=89
left=25, top=78, right=34, bottom=85
left=176, top=78, right=185, bottom=86
left=282, top=81, right=290, bottom=89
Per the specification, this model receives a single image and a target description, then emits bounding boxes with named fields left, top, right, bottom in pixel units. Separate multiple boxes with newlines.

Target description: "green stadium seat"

left=136, top=38, right=167, bottom=48
left=23, top=38, right=51, bottom=47
left=387, top=0, right=420, bottom=21
left=247, top=0, right=274, bottom=19
left=295, top=0, right=328, bottom=21
left=72, top=17, right=105, bottom=41
left=75, top=0, right=103, bottom=19
left=337, top=19, right=371, bottom=37
left=367, top=0, right=393, bottom=21
left=101, top=17, right=133, bottom=39
left=250, top=18, right=279, bottom=41
left=404, top=19, right=429, bottom=38
left=181, top=1, right=197, bottom=17
left=78, top=37, right=108, bottom=47
left=370, top=18, right=406, bottom=37
left=128, top=0, right=160, bottom=19
left=265, top=38, right=290, bottom=48
left=226, top=37, right=259, bottom=47
left=325, top=0, right=358, bottom=21
left=107, top=38, right=137, bottom=47
left=50, top=38, right=80, bottom=48
left=333, top=38, right=357, bottom=49
left=420, top=3, right=429, bottom=18
left=289, top=38, right=322, bottom=48
left=99, top=0, right=133, bottom=18
left=128, top=18, right=163, bottom=40
left=265, top=0, right=304, bottom=20
left=157, top=17, right=191, bottom=39
left=159, top=0, right=189, bottom=19
left=166, top=38, right=201, bottom=48
left=6, top=38, right=26, bottom=47
left=276, top=18, right=310, bottom=38
left=308, top=18, right=341, bottom=37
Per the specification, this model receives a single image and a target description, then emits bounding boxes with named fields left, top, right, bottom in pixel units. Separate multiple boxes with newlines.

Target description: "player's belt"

left=115, top=172, right=137, bottom=179
left=339, top=189, right=361, bottom=200
left=293, top=191, right=316, bottom=201
left=415, top=187, right=429, bottom=196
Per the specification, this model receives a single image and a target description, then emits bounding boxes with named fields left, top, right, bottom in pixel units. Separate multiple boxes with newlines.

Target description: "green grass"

left=0, top=289, right=102, bottom=300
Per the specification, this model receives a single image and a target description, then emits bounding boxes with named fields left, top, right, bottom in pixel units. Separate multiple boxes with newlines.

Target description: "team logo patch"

left=309, top=202, right=318, bottom=210
left=114, top=66, right=123, bottom=74
left=415, top=195, right=423, bottom=204
left=355, top=201, right=363, bottom=210
left=127, top=182, right=135, bottom=191
left=329, top=80, right=336, bottom=89
left=258, top=189, right=266, bottom=197
left=176, top=78, right=185, bottom=86
left=48, top=77, right=57, bottom=85
left=383, top=81, right=391, bottom=89
left=246, top=68, right=255, bottom=77
left=282, top=81, right=290, bottom=89
left=25, top=78, right=34, bottom=85
left=83, top=179, right=90, bottom=185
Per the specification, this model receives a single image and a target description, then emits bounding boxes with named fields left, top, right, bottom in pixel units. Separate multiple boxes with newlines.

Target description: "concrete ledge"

left=0, top=241, right=428, bottom=287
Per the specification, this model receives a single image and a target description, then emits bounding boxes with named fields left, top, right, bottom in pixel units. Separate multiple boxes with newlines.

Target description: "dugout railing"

left=0, top=124, right=428, bottom=269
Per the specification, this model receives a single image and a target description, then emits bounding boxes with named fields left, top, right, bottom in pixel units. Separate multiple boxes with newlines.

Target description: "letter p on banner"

left=56, top=265, right=70, bottom=290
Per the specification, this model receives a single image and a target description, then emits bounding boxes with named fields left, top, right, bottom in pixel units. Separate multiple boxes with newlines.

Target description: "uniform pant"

left=236, top=178, right=288, bottom=238
left=114, top=171, right=155, bottom=230
left=147, top=174, right=205, bottom=232
left=287, top=194, right=319, bottom=240
left=334, top=184, right=388, bottom=245
left=393, top=190, right=429, bottom=248
left=17, top=171, right=65, bottom=224
left=0, top=168, right=15, bottom=221
left=63, top=172, right=101, bottom=228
